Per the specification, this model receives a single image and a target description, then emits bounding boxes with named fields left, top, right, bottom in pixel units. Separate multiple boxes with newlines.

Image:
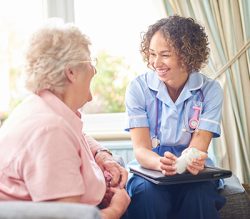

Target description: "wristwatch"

left=94, top=148, right=113, bottom=158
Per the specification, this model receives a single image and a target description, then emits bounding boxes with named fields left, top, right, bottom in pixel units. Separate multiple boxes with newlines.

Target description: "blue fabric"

left=152, top=144, right=186, bottom=157
left=153, top=145, right=224, bottom=189
left=126, top=145, right=226, bottom=219
left=125, top=71, right=223, bottom=146
left=126, top=175, right=225, bottom=219
left=125, top=71, right=225, bottom=218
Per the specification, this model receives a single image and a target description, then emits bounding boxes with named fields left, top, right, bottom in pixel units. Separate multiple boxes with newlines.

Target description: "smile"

left=156, top=69, right=169, bottom=77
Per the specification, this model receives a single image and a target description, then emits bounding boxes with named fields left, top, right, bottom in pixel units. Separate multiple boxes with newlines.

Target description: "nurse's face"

left=148, top=31, right=188, bottom=87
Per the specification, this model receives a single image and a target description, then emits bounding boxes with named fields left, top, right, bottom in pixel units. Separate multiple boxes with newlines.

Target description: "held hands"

left=100, top=187, right=130, bottom=219
left=159, top=148, right=208, bottom=175
left=95, top=151, right=128, bottom=188
left=99, top=186, right=114, bottom=209
left=96, top=151, right=130, bottom=219
left=108, top=187, right=130, bottom=214
left=100, top=187, right=130, bottom=209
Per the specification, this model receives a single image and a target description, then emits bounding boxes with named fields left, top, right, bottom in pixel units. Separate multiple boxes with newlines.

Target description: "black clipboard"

left=129, top=165, right=232, bottom=185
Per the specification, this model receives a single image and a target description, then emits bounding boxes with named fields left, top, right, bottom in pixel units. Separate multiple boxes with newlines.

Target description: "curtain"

left=46, top=0, right=75, bottom=22
left=162, top=0, right=250, bottom=183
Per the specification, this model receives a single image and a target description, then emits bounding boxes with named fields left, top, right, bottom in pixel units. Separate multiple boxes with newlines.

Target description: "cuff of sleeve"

left=198, top=120, right=221, bottom=137
left=125, top=116, right=149, bottom=131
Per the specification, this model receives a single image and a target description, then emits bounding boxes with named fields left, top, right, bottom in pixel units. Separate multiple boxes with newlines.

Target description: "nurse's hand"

left=159, top=151, right=177, bottom=175
left=186, top=152, right=208, bottom=175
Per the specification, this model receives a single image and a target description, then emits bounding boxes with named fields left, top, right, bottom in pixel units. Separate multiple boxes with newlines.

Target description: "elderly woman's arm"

left=83, top=133, right=128, bottom=188
left=83, top=133, right=103, bottom=156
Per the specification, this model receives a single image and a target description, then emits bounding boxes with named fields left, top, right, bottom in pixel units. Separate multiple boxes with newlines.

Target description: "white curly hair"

left=25, top=18, right=91, bottom=94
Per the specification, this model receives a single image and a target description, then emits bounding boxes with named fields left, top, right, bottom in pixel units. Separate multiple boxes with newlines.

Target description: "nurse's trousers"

left=125, top=145, right=226, bottom=219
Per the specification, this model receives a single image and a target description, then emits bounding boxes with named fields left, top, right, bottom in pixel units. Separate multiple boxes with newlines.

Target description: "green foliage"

left=0, top=67, right=24, bottom=126
left=2, top=51, right=137, bottom=116
left=85, top=52, right=136, bottom=113
left=0, top=111, right=8, bottom=127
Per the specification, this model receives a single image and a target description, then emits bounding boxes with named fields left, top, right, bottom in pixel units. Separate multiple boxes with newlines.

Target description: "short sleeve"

left=22, top=124, right=85, bottom=201
left=125, top=79, right=149, bottom=131
left=199, top=80, right=223, bottom=137
left=83, top=133, right=102, bottom=156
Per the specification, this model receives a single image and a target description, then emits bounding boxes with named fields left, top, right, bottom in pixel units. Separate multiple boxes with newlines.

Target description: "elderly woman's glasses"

left=79, top=58, right=98, bottom=68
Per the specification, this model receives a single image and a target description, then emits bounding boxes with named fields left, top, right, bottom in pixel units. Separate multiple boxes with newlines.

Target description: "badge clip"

left=152, top=137, right=160, bottom=148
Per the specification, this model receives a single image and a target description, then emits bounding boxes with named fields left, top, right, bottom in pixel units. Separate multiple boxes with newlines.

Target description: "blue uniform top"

left=125, top=71, right=223, bottom=147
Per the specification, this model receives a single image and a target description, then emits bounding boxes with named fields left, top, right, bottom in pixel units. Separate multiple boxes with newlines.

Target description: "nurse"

left=125, top=15, right=225, bottom=219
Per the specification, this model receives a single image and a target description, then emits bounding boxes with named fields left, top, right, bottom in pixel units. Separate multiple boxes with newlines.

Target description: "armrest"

left=219, top=174, right=250, bottom=219
left=220, top=174, right=245, bottom=196
left=0, top=201, right=101, bottom=219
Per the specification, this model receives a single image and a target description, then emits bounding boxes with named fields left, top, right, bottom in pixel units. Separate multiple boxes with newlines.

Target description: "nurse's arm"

left=188, top=129, right=213, bottom=152
left=130, top=127, right=162, bottom=171
left=187, top=129, right=212, bottom=175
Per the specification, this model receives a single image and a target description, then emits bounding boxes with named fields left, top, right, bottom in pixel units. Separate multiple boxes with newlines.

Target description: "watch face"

left=189, top=119, right=198, bottom=129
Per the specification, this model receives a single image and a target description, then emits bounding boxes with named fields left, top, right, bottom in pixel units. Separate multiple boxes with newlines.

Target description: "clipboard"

left=129, top=165, right=232, bottom=185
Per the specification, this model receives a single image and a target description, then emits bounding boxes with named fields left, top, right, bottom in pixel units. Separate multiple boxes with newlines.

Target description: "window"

left=74, top=0, right=165, bottom=114
left=74, top=0, right=165, bottom=139
left=0, top=0, right=45, bottom=123
left=0, top=0, right=165, bottom=139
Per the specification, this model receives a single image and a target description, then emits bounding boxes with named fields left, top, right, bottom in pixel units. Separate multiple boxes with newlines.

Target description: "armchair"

left=219, top=174, right=250, bottom=219
left=0, top=201, right=100, bottom=219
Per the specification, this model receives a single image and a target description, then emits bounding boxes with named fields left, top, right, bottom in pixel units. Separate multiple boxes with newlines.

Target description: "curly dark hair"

left=140, top=15, right=210, bottom=73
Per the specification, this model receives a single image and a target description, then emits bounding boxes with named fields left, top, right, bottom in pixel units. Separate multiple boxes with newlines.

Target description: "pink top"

left=0, top=90, right=106, bottom=205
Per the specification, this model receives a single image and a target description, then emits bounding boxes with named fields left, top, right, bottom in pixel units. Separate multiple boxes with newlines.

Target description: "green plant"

left=0, top=111, right=8, bottom=127
left=84, top=51, right=137, bottom=113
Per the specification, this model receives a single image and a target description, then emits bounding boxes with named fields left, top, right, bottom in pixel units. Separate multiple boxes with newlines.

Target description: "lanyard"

left=155, top=98, right=159, bottom=138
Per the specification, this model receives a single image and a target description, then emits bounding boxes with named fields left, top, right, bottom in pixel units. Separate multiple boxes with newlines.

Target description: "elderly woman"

left=0, top=20, right=130, bottom=219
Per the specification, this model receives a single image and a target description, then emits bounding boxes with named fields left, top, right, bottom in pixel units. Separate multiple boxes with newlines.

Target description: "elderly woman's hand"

left=99, top=187, right=114, bottom=209
left=95, top=152, right=128, bottom=188
left=100, top=187, right=130, bottom=219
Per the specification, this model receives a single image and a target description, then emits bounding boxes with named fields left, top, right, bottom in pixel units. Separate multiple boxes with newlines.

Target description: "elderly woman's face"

left=73, top=60, right=96, bottom=107
left=148, top=31, right=188, bottom=86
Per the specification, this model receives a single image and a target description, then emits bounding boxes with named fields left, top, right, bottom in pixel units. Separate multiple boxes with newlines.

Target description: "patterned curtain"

left=162, top=0, right=250, bottom=183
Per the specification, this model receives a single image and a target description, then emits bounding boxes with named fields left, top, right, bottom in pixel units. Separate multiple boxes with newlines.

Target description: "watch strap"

left=94, top=148, right=113, bottom=158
